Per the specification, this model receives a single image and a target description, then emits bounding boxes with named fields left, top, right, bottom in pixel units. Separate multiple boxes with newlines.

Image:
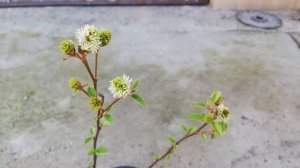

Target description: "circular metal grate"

left=236, top=11, right=282, bottom=29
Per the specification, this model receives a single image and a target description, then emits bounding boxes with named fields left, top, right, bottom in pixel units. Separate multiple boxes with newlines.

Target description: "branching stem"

left=148, top=123, right=208, bottom=168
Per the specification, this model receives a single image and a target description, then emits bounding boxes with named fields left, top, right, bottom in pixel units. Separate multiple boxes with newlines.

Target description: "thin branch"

left=148, top=123, right=208, bottom=168
left=103, top=98, right=122, bottom=112
left=94, top=53, right=99, bottom=90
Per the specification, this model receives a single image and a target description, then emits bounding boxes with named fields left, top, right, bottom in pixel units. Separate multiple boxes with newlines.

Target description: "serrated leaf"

left=84, top=137, right=93, bottom=144
left=104, top=114, right=113, bottom=123
left=193, top=101, right=206, bottom=108
left=89, top=127, right=95, bottom=136
left=213, top=122, right=222, bottom=136
left=132, top=80, right=140, bottom=90
left=131, top=94, right=146, bottom=107
left=187, top=113, right=205, bottom=121
left=88, top=148, right=96, bottom=155
left=87, top=86, right=97, bottom=97
left=201, top=134, right=207, bottom=140
left=187, top=125, right=197, bottom=134
left=210, top=91, right=222, bottom=103
left=96, top=146, right=108, bottom=156
left=168, top=135, right=176, bottom=145
left=180, top=124, right=188, bottom=132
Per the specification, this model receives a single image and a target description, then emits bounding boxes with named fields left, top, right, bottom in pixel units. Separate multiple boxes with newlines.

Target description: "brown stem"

left=94, top=53, right=99, bottom=90
left=82, top=59, right=96, bottom=82
left=103, top=98, right=122, bottom=112
left=80, top=89, right=89, bottom=97
left=93, top=109, right=102, bottom=168
left=148, top=123, right=208, bottom=168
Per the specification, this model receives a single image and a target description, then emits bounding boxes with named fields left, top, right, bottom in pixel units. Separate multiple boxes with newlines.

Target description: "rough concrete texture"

left=0, top=6, right=300, bottom=168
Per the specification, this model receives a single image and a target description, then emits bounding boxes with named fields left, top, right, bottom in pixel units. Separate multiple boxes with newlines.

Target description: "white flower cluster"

left=75, top=25, right=101, bottom=54
left=108, top=75, right=132, bottom=98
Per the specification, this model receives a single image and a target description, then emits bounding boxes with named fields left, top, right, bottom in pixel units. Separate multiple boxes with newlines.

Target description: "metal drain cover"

left=236, top=11, right=282, bottom=29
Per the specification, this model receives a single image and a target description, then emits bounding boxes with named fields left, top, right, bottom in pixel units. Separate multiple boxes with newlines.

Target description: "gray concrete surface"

left=0, top=6, right=300, bottom=168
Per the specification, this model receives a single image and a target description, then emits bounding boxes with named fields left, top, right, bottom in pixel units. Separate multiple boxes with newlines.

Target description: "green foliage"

left=96, top=146, right=108, bottom=156
left=87, top=86, right=97, bottom=97
left=87, top=162, right=93, bottom=168
left=154, top=154, right=161, bottom=161
left=132, top=80, right=140, bottom=91
left=210, top=91, right=222, bottom=104
left=200, top=134, right=207, bottom=140
left=84, top=137, right=93, bottom=144
left=203, top=114, right=213, bottom=123
left=187, top=125, right=197, bottom=134
left=88, top=148, right=96, bottom=155
left=89, top=127, right=95, bottom=136
left=213, top=122, right=222, bottom=136
left=101, top=118, right=111, bottom=127
left=180, top=124, right=188, bottom=132
left=187, top=113, right=205, bottom=121
left=193, top=101, right=206, bottom=108
left=165, top=154, right=171, bottom=161
left=104, top=114, right=113, bottom=123
left=220, top=122, right=228, bottom=132
left=168, top=135, right=176, bottom=145
left=131, top=94, right=146, bottom=107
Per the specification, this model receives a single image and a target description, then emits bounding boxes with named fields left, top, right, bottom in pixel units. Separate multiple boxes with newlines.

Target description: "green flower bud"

left=59, top=40, right=75, bottom=56
left=89, top=97, right=101, bottom=110
left=69, top=78, right=81, bottom=91
left=97, top=29, right=112, bottom=47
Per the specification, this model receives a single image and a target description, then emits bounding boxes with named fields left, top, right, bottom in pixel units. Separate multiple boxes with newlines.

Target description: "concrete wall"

left=212, top=0, right=300, bottom=10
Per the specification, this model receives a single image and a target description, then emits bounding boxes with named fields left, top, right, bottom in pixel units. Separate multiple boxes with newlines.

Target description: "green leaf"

left=201, top=134, right=207, bottom=140
left=221, top=122, right=228, bottom=132
left=131, top=94, right=146, bottom=107
left=84, top=137, right=93, bottom=144
left=96, top=146, right=108, bottom=156
left=132, top=80, right=140, bottom=90
left=203, top=114, right=213, bottom=123
left=154, top=154, right=161, bottom=161
left=193, top=101, right=206, bottom=108
left=165, top=154, right=171, bottom=161
left=87, top=162, right=93, bottom=168
left=104, top=114, right=113, bottom=123
left=168, top=135, right=176, bottom=145
left=213, top=122, right=222, bottom=136
left=210, top=91, right=222, bottom=103
left=187, top=125, right=197, bottom=134
left=87, top=86, right=97, bottom=97
left=88, top=148, right=96, bottom=155
left=187, top=113, right=205, bottom=121
left=180, top=124, right=188, bottom=132
left=89, top=127, right=95, bottom=136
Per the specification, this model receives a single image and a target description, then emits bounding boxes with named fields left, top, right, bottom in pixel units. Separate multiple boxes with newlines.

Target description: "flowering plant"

left=59, top=25, right=230, bottom=168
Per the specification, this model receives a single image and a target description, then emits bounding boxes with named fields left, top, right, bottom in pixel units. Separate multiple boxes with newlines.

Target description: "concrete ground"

left=0, top=6, right=300, bottom=168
